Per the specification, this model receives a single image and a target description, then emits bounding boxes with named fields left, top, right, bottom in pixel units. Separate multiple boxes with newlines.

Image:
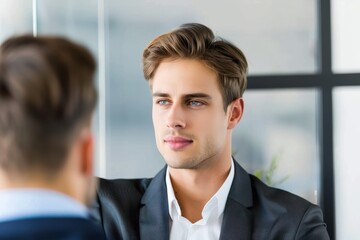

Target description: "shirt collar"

left=166, top=158, right=235, bottom=221
left=166, top=167, right=181, bottom=220
left=0, top=188, right=88, bottom=222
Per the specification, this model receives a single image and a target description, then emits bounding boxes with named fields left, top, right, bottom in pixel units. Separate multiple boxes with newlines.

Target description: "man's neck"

left=168, top=158, right=232, bottom=223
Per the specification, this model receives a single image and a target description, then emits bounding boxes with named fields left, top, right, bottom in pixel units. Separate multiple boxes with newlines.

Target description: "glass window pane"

left=331, top=0, right=360, bottom=73
left=36, top=0, right=98, bottom=55
left=233, top=89, right=320, bottom=203
left=107, top=0, right=318, bottom=76
left=334, top=87, right=360, bottom=239
left=0, top=0, right=33, bottom=42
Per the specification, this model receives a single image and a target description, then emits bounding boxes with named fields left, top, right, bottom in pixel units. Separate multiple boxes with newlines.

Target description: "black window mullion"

left=319, top=0, right=335, bottom=238
left=248, top=73, right=360, bottom=90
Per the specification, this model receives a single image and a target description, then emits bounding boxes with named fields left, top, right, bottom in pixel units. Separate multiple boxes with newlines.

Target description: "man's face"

left=151, top=59, right=233, bottom=169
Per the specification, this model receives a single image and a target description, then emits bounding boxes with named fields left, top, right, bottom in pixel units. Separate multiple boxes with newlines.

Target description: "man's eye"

left=188, top=101, right=204, bottom=107
left=157, top=100, right=170, bottom=105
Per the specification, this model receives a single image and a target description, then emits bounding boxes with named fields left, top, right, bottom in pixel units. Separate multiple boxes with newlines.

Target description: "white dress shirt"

left=0, top=188, right=88, bottom=222
left=166, top=159, right=235, bottom=240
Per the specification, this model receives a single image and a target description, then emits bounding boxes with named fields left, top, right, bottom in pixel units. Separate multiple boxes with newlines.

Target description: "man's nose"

left=166, top=103, right=186, bottom=129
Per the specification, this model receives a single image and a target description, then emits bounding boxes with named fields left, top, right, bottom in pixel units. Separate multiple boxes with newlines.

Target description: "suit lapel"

left=220, top=160, right=254, bottom=240
left=139, top=161, right=253, bottom=240
left=139, top=166, right=169, bottom=240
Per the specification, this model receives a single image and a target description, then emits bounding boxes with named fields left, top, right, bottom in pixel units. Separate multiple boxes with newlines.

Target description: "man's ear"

left=227, top=98, right=244, bottom=129
left=80, top=130, right=94, bottom=176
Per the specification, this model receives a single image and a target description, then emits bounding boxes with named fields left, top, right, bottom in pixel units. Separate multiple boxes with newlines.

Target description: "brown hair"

left=142, top=23, right=248, bottom=111
left=0, top=35, right=97, bottom=177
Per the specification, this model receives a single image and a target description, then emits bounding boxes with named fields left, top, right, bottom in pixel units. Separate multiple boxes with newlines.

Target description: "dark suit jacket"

left=92, top=161, right=329, bottom=240
left=0, top=217, right=105, bottom=240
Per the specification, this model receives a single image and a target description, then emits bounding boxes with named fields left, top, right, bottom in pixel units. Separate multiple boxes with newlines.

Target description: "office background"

left=1, top=0, right=359, bottom=239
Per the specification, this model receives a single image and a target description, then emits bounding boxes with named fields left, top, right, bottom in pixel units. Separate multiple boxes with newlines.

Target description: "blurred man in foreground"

left=0, top=35, right=105, bottom=239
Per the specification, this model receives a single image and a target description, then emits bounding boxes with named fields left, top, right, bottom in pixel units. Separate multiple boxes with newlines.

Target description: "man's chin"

left=165, top=159, right=198, bottom=170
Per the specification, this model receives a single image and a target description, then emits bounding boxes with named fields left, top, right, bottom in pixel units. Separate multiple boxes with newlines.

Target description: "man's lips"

left=164, top=136, right=193, bottom=150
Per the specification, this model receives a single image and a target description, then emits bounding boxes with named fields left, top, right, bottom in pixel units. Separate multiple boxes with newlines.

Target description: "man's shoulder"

left=94, top=177, right=155, bottom=240
left=238, top=174, right=329, bottom=239
left=0, top=217, right=105, bottom=240
left=232, top=160, right=316, bottom=213
left=95, top=177, right=153, bottom=217
left=98, top=177, right=152, bottom=200
left=248, top=174, right=329, bottom=238
left=249, top=174, right=314, bottom=211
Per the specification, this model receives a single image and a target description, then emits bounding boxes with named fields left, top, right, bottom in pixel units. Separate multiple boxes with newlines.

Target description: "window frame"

left=247, top=1, right=360, bottom=239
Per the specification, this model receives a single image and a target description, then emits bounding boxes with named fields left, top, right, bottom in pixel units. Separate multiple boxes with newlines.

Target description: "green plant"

left=253, top=152, right=289, bottom=187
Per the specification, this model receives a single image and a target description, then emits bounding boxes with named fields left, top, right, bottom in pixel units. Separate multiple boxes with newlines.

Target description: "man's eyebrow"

left=184, top=93, right=212, bottom=99
left=152, top=92, right=212, bottom=99
left=152, top=92, right=170, bottom=97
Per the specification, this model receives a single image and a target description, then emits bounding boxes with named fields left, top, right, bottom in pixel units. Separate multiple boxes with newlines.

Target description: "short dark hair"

left=142, top=23, right=248, bottom=111
left=0, top=35, right=97, bottom=178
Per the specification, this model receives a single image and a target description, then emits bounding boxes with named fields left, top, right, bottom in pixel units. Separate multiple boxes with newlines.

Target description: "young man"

left=0, top=35, right=105, bottom=239
left=94, top=23, right=329, bottom=239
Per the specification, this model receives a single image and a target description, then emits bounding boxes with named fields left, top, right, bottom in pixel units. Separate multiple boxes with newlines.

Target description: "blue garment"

left=0, top=189, right=88, bottom=222
left=0, top=189, right=105, bottom=240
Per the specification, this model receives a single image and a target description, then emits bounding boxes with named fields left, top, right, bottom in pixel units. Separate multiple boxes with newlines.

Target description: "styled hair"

left=0, top=35, right=97, bottom=177
left=142, top=23, right=248, bottom=111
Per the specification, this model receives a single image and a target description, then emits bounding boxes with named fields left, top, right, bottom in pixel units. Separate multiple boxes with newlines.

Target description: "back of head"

left=0, top=35, right=97, bottom=180
left=142, top=23, right=248, bottom=111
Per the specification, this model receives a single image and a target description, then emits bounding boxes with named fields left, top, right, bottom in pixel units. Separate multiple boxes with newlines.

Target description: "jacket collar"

left=139, top=160, right=254, bottom=240
left=219, top=160, right=253, bottom=240
left=139, top=166, right=169, bottom=240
